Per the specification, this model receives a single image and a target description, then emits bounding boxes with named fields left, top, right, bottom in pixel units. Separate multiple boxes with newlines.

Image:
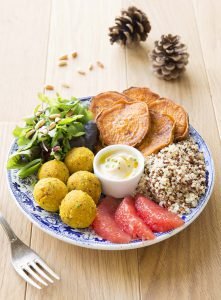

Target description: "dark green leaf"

left=7, top=149, right=31, bottom=169
left=7, top=146, right=41, bottom=169
left=18, top=158, right=42, bottom=179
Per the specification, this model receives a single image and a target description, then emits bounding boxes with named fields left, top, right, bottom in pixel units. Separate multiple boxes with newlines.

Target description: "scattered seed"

left=55, top=117, right=61, bottom=123
left=44, top=84, right=54, bottom=91
left=35, top=119, right=46, bottom=130
left=25, top=129, right=35, bottom=138
left=48, top=122, right=56, bottom=131
left=35, top=111, right=42, bottom=117
left=49, top=113, right=61, bottom=120
left=97, top=61, right=104, bottom=68
left=62, top=83, right=70, bottom=88
left=89, top=64, right=93, bottom=71
left=59, top=54, right=68, bottom=60
left=39, top=127, right=48, bottom=135
left=58, top=61, right=68, bottom=67
left=72, top=51, right=78, bottom=58
left=66, top=110, right=73, bottom=117
left=77, top=70, right=86, bottom=75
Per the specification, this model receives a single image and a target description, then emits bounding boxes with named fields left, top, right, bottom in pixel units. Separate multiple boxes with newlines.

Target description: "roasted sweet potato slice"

left=96, top=101, right=150, bottom=146
left=90, top=91, right=131, bottom=118
left=149, top=98, right=189, bottom=141
left=123, top=87, right=160, bottom=105
left=138, top=111, right=175, bottom=157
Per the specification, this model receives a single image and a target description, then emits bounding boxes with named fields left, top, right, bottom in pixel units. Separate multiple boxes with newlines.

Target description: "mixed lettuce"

left=7, top=94, right=93, bottom=178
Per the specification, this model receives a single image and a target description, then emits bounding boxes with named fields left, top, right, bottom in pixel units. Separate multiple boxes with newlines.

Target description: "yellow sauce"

left=98, top=150, right=138, bottom=180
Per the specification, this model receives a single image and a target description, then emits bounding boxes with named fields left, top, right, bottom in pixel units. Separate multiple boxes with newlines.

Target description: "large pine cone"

left=151, top=34, right=189, bottom=80
left=109, top=6, right=151, bottom=46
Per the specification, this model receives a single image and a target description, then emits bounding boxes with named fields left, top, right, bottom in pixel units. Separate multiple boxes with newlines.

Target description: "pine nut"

left=97, top=61, right=104, bottom=68
left=48, top=122, right=56, bottom=131
left=77, top=70, right=86, bottom=75
left=62, top=83, right=70, bottom=88
left=25, top=129, right=35, bottom=138
left=49, top=114, right=61, bottom=120
left=45, top=85, right=54, bottom=90
left=59, top=54, right=68, bottom=60
left=39, top=127, right=48, bottom=135
left=55, top=117, right=61, bottom=123
left=72, top=51, right=78, bottom=58
left=58, top=61, right=68, bottom=67
left=66, top=110, right=73, bottom=117
left=35, top=119, right=46, bottom=130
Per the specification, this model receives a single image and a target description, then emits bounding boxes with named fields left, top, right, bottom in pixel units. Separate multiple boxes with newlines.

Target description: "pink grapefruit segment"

left=92, top=196, right=131, bottom=244
left=115, top=196, right=155, bottom=240
left=135, top=195, right=184, bottom=232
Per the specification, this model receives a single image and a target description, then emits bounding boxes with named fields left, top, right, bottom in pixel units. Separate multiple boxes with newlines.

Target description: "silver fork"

left=0, top=212, right=60, bottom=289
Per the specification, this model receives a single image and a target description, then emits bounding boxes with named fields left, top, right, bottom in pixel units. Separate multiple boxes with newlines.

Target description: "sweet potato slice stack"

left=96, top=101, right=150, bottom=146
left=149, top=98, right=189, bottom=141
left=123, top=87, right=160, bottom=106
left=91, top=87, right=189, bottom=155
left=138, top=111, right=175, bottom=157
left=90, top=91, right=131, bottom=118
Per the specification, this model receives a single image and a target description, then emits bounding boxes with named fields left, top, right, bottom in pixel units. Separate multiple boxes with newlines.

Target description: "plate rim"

left=6, top=98, right=215, bottom=250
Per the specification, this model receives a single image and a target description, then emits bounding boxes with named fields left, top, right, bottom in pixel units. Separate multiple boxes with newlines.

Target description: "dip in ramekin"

left=93, top=145, right=144, bottom=198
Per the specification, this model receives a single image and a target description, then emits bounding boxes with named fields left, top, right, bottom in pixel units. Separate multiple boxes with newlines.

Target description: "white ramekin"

left=93, top=145, right=144, bottom=198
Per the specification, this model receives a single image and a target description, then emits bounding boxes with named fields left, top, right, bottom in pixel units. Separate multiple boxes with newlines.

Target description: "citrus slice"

left=135, top=195, right=184, bottom=232
left=115, top=196, right=155, bottom=240
left=92, top=197, right=131, bottom=243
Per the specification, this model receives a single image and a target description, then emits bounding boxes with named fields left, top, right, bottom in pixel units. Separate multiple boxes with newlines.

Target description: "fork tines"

left=15, top=258, right=60, bottom=289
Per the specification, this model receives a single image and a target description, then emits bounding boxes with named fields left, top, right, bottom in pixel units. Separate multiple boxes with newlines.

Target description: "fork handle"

left=0, top=212, right=18, bottom=243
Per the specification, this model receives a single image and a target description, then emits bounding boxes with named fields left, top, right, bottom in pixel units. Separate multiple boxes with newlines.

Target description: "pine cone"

left=109, top=6, right=151, bottom=46
left=151, top=34, right=189, bottom=80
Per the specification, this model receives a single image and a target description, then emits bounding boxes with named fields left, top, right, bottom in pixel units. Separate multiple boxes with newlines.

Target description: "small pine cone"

left=151, top=34, right=189, bottom=80
left=109, top=6, right=151, bottom=46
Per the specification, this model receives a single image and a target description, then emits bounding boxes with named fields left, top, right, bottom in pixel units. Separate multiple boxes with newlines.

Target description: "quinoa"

left=136, top=138, right=206, bottom=215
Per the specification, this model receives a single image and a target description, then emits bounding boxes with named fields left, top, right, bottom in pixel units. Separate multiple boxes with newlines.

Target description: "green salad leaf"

left=13, top=126, right=24, bottom=137
left=7, top=146, right=40, bottom=169
left=7, top=150, right=31, bottom=169
left=18, top=159, right=42, bottom=179
left=7, top=94, right=93, bottom=178
left=58, top=115, right=84, bottom=125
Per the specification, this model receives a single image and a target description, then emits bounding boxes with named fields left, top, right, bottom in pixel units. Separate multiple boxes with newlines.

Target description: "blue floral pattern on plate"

left=6, top=97, right=215, bottom=250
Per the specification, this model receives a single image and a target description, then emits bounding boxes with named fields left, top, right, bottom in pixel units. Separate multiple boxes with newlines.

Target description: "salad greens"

left=7, top=94, right=93, bottom=178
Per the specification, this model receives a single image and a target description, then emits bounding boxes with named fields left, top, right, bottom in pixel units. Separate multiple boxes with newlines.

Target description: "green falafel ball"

left=67, top=171, right=101, bottom=204
left=33, top=178, right=68, bottom=212
left=64, top=147, right=94, bottom=174
left=38, top=160, right=69, bottom=183
left=59, top=190, right=96, bottom=228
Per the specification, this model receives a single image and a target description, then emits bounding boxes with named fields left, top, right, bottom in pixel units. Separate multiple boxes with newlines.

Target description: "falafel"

left=67, top=171, right=101, bottom=204
left=38, top=160, right=69, bottom=183
left=33, top=178, right=68, bottom=212
left=64, top=147, right=94, bottom=174
left=59, top=190, right=96, bottom=228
